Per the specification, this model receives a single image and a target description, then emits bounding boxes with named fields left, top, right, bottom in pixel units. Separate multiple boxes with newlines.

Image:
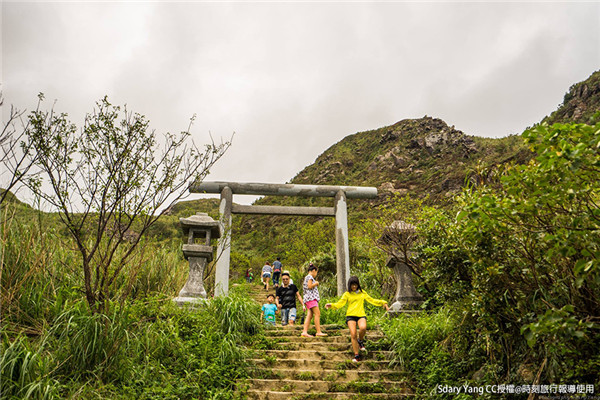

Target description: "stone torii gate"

left=189, top=181, right=378, bottom=297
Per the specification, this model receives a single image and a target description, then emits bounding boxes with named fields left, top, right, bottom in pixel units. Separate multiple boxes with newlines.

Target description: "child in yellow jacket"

left=325, top=276, right=389, bottom=362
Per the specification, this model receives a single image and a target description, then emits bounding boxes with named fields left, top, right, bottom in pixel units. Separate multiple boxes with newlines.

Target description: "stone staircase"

left=239, top=283, right=413, bottom=399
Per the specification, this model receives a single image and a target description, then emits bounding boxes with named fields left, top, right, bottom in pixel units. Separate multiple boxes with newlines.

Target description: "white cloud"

left=2, top=1, right=599, bottom=205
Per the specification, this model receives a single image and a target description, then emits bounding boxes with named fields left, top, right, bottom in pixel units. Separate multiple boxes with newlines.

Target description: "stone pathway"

left=240, top=283, right=413, bottom=399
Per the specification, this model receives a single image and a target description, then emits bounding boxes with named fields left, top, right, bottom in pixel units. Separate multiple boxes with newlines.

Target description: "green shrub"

left=382, top=308, right=474, bottom=397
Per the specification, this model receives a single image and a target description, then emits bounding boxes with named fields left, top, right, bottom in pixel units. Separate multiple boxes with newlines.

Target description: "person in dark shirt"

left=275, top=272, right=305, bottom=326
left=272, top=257, right=283, bottom=288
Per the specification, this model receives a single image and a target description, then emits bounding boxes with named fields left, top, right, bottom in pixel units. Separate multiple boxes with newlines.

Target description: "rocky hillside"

left=286, top=116, right=527, bottom=206
left=544, top=69, right=600, bottom=125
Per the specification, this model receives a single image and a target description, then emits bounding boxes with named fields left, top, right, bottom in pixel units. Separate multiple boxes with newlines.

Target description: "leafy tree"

left=453, top=120, right=600, bottom=379
left=12, top=95, right=230, bottom=313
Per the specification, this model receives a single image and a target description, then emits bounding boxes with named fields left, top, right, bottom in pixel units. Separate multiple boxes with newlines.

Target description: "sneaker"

left=352, top=354, right=360, bottom=363
left=358, top=339, right=366, bottom=351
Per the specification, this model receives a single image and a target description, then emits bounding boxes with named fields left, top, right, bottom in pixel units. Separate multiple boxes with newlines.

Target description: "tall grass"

left=112, top=240, right=188, bottom=301
left=1, top=202, right=259, bottom=399
left=1, top=205, right=80, bottom=336
left=49, top=301, right=134, bottom=382
left=208, top=290, right=261, bottom=339
left=383, top=308, right=454, bottom=368
left=381, top=307, right=474, bottom=398
left=0, top=332, right=58, bottom=400
left=1, top=293, right=259, bottom=399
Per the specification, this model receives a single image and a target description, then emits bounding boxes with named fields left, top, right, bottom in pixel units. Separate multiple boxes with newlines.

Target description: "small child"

left=325, top=276, right=389, bottom=362
left=261, top=294, right=278, bottom=326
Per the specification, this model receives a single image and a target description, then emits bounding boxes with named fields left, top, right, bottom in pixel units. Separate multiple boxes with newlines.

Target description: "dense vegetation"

left=381, top=120, right=600, bottom=396
left=2, top=71, right=599, bottom=398
left=1, top=200, right=265, bottom=399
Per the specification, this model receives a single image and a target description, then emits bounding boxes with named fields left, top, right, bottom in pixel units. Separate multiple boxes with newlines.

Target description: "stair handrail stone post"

left=173, top=212, right=221, bottom=306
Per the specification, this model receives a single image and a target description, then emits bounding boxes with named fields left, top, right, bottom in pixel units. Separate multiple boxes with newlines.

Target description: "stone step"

left=265, top=324, right=378, bottom=331
left=245, top=378, right=409, bottom=393
left=265, top=335, right=349, bottom=344
left=265, top=334, right=386, bottom=343
left=250, top=358, right=396, bottom=370
left=273, top=341, right=352, bottom=351
left=240, top=282, right=412, bottom=399
left=258, top=349, right=393, bottom=362
left=243, top=389, right=413, bottom=399
left=271, top=341, right=391, bottom=352
left=250, top=368, right=407, bottom=382
left=264, top=329, right=385, bottom=338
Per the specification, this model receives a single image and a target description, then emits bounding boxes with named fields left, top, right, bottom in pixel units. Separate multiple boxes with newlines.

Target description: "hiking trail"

left=239, top=283, right=414, bottom=399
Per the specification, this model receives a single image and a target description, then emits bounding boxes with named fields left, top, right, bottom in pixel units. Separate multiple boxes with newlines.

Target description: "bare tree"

left=0, top=93, right=41, bottom=205
left=14, top=95, right=231, bottom=313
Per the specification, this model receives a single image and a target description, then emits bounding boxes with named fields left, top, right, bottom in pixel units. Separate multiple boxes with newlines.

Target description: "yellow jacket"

left=329, top=290, right=387, bottom=317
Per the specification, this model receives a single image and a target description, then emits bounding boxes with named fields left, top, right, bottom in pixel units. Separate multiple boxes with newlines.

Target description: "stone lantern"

left=173, top=212, right=221, bottom=306
left=380, top=220, right=423, bottom=314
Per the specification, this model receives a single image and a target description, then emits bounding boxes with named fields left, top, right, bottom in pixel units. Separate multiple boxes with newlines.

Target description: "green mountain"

left=227, top=117, right=528, bottom=261
left=287, top=116, right=527, bottom=204
left=224, top=69, right=600, bottom=261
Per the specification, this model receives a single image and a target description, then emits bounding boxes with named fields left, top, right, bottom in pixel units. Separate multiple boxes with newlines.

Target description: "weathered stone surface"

left=181, top=244, right=213, bottom=261
left=387, top=257, right=423, bottom=312
left=215, top=186, right=233, bottom=297
left=380, top=221, right=423, bottom=313
left=179, top=212, right=221, bottom=239
left=241, top=284, right=413, bottom=399
left=335, top=190, right=350, bottom=295
left=232, top=204, right=335, bottom=217
left=174, top=213, right=219, bottom=304
left=191, top=181, right=378, bottom=199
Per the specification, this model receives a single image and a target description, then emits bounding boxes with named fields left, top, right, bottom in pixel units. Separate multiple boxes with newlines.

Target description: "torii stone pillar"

left=190, top=181, right=377, bottom=297
left=334, top=190, right=350, bottom=296
left=215, top=186, right=232, bottom=297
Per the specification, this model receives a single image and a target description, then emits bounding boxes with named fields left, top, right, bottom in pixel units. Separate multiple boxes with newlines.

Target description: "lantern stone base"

left=172, top=296, right=208, bottom=307
left=387, top=298, right=424, bottom=316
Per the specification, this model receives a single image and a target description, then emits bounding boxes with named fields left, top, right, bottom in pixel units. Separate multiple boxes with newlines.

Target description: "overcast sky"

left=2, top=1, right=599, bottom=205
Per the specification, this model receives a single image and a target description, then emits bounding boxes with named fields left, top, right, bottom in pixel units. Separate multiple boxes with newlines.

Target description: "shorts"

left=345, top=316, right=367, bottom=324
left=264, top=315, right=276, bottom=326
left=262, top=272, right=271, bottom=278
left=281, top=307, right=297, bottom=326
left=305, top=299, right=319, bottom=309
